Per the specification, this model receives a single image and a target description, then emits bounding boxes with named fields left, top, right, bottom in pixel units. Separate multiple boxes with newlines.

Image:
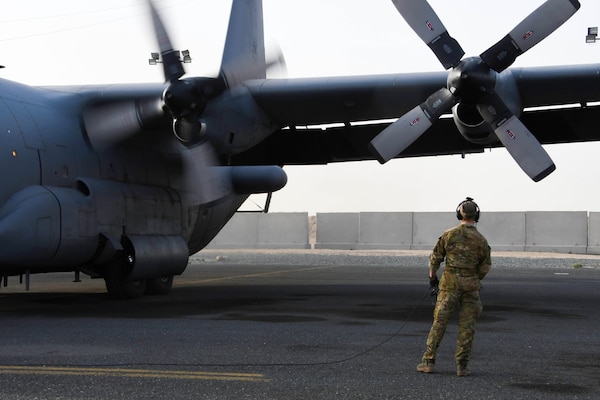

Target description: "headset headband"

left=456, top=197, right=480, bottom=222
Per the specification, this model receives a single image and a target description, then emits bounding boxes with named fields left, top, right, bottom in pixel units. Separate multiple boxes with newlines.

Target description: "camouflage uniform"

left=421, top=222, right=491, bottom=371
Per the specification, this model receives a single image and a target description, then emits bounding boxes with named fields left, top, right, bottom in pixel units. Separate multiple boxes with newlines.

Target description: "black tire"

left=103, top=262, right=147, bottom=299
left=145, top=276, right=174, bottom=295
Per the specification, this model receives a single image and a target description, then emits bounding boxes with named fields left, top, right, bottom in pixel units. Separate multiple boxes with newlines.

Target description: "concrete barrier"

left=206, top=211, right=599, bottom=254
left=478, top=212, right=526, bottom=252
left=524, top=211, right=587, bottom=254
left=207, top=213, right=259, bottom=249
left=411, top=212, right=458, bottom=250
left=258, top=212, right=310, bottom=249
left=588, top=212, right=600, bottom=255
left=357, top=212, right=413, bottom=250
left=314, top=213, right=359, bottom=250
left=207, top=212, right=310, bottom=249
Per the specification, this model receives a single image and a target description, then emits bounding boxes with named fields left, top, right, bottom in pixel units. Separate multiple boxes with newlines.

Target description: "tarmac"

left=0, top=249, right=599, bottom=399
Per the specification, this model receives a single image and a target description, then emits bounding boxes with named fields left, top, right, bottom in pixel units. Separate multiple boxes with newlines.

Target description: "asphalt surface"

left=1, top=250, right=599, bottom=399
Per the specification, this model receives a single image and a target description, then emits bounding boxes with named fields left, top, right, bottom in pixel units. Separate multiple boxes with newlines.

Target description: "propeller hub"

left=447, top=57, right=496, bottom=104
left=163, top=80, right=207, bottom=119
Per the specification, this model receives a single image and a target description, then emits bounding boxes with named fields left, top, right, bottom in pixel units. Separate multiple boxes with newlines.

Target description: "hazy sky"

left=1, top=0, right=599, bottom=214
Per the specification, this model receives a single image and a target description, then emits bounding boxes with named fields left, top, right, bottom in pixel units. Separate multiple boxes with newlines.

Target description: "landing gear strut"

left=103, top=260, right=147, bottom=299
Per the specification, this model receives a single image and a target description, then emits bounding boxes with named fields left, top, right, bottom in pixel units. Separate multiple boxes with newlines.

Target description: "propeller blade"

left=83, top=98, right=165, bottom=150
left=477, top=94, right=555, bottom=182
left=480, top=0, right=580, bottom=72
left=369, top=88, right=457, bottom=163
left=265, top=43, right=287, bottom=77
left=390, top=0, right=464, bottom=69
left=148, top=0, right=185, bottom=82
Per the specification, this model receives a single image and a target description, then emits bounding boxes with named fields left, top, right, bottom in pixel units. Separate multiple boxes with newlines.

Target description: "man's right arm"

left=477, top=244, right=492, bottom=280
left=429, top=236, right=446, bottom=278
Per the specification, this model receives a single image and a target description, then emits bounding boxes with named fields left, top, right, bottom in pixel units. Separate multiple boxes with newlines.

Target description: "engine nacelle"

left=452, top=103, right=497, bottom=145
left=121, top=235, right=189, bottom=281
left=452, top=69, right=522, bottom=146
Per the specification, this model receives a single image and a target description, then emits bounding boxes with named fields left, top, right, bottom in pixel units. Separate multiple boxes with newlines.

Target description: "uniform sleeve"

left=477, top=242, right=492, bottom=280
left=429, top=235, right=446, bottom=274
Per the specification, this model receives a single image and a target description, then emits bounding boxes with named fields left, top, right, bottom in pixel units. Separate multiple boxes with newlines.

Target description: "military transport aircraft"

left=0, top=0, right=599, bottom=298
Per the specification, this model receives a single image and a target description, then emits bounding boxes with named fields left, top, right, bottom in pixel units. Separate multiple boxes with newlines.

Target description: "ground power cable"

left=71, top=288, right=434, bottom=370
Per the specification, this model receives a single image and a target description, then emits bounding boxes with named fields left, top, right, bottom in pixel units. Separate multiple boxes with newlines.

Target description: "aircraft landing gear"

left=145, top=276, right=174, bottom=295
left=103, top=261, right=147, bottom=299
left=103, top=263, right=175, bottom=299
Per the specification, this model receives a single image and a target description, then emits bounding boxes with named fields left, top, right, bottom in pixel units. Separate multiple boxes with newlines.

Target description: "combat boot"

left=456, top=363, right=469, bottom=377
left=416, top=360, right=435, bottom=373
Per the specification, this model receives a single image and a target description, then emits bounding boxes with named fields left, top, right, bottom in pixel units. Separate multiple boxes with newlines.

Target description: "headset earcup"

left=456, top=198, right=480, bottom=221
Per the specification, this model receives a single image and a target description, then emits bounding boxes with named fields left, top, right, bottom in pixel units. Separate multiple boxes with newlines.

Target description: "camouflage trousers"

left=422, top=288, right=483, bottom=366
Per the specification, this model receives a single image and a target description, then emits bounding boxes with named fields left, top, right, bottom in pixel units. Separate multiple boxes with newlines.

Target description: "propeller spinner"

left=370, top=0, right=580, bottom=182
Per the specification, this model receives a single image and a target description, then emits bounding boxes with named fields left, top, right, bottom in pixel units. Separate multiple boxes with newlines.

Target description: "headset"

left=456, top=197, right=480, bottom=222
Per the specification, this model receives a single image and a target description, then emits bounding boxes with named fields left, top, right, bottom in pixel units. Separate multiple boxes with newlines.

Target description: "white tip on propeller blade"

left=390, top=0, right=464, bottom=69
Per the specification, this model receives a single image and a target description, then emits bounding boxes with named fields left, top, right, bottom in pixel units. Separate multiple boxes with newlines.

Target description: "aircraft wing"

left=59, top=64, right=600, bottom=166
left=235, top=64, right=600, bottom=165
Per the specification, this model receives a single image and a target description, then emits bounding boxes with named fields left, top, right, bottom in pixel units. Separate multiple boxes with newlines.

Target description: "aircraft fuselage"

left=0, top=79, right=251, bottom=279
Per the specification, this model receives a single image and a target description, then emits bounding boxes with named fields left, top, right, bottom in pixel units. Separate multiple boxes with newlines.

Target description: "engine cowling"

left=452, top=103, right=497, bottom=145
left=452, top=69, right=522, bottom=146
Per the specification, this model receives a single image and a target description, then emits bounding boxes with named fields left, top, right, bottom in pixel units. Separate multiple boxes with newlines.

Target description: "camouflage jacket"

left=429, top=223, right=491, bottom=291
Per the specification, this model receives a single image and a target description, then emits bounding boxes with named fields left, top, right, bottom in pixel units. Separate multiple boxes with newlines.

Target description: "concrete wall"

left=206, top=212, right=310, bottom=249
left=588, top=212, right=600, bottom=254
left=207, top=211, right=600, bottom=254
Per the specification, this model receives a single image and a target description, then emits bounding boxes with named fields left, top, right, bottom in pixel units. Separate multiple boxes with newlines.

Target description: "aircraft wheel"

left=145, top=276, right=174, bottom=295
left=103, top=263, right=147, bottom=299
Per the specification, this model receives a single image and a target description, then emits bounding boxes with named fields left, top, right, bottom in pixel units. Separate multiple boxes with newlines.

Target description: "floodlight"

left=182, top=50, right=192, bottom=63
left=149, top=52, right=161, bottom=65
left=587, top=27, right=598, bottom=43
left=148, top=50, right=192, bottom=65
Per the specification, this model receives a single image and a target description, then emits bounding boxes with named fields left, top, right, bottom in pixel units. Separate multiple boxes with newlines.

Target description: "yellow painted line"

left=180, top=265, right=339, bottom=285
left=0, top=366, right=269, bottom=382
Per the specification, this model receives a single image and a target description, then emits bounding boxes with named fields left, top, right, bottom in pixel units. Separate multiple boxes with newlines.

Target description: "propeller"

left=84, top=0, right=284, bottom=150
left=147, top=0, right=226, bottom=144
left=370, top=0, right=580, bottom=182
left=84, top=1, right=226, bottom=148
